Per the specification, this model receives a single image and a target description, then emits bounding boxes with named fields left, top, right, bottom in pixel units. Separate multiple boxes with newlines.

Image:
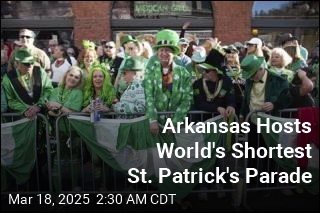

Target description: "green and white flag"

left=69, top=115, right=224, bottom=200
left=257, top=113, right=319, bottom=194
left=1, top=118, right=37, bottom=191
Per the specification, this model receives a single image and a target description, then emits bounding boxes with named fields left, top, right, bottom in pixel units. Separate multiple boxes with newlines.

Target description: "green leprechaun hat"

left=153, top=29, right=180, bottom=55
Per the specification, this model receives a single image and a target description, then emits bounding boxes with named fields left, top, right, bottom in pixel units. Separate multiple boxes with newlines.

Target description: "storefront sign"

left=134, top=1, right=192, bottom=17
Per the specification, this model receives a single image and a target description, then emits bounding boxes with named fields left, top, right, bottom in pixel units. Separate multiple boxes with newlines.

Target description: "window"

left=253, top=1, right=319, bottom=19
left=252, top=1, right=319, bottom=55
left=1, top=1, right=73, bottom=19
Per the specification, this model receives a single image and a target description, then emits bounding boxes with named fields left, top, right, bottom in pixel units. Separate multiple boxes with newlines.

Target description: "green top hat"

left=240, top=55, right=266, bottom=79
left=153, top=29, right=180, bottom=55
left=14, top=48, right=35, bottom=64
left=121, top=34, right=137, bottom=46
left=122, top=56, right=144, bottom=72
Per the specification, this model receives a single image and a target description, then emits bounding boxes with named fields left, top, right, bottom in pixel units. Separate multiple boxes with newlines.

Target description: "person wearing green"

left=82, top=63, right=116, bottom=113
left=2, top=48, right=53, bottom=118
left=193, top=48, right=236, bottom=119
left=46, top=66, right=84, bottom=117
left=1, top=84, right=7, bottom=113
left=144, top=29, right=193, bottom=135
left=114, top=38, right=146, bottom=98
left=240, top=54, right=290, bottom=193
left=113, top=56, right=145, bottom=114
left=81, top=63, right=116, bottom=190
left=268, top=47, right=294, bottom=82
left=46, top=65, right=84, bottom=191
left=240, top=54, right=290, bottom=120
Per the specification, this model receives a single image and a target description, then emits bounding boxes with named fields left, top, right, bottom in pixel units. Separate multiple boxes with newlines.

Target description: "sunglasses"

left=105, top=46, right=114, bottom=49
left=20, top=35, right=32, bottom=39
left=21, top=62, right=34, bottom=67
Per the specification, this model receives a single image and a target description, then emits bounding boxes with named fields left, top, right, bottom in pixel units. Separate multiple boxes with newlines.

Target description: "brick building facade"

left=71, top=1, right=253, bottom=47
left=1, top=1, right=318, bottom=51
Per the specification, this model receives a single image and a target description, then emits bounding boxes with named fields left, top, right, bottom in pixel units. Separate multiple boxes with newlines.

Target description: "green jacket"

left=268, top=66, right=294, bottom=83
left=240, top=71, right=290, bottom=118
left=2, top=66, right=53, bottom=114
left=1, top=84, right=7, bottom=113
left=144, top=60, right=193, bottom=125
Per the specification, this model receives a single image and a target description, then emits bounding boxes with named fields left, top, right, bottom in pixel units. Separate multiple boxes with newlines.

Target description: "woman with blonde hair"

left=46, top=65, right=84, bottom=191
left=268, top=47, right=294, bottom=82
left=47, top=66, right=84, bottom=115
left=78, top=40, right=99, bottom=77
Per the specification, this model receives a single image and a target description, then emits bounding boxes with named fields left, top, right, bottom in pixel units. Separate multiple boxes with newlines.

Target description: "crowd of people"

left=1, top=26, right=319, bottom=203
left=2, top=27, right=318, bottom=119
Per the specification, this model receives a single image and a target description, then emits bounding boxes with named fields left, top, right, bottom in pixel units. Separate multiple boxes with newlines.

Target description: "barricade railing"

left=1, top=113, right=53, bottom=197
left=242, top=108, right=300, bottom=208
left=51, top=111, right=242, bottom=207
left=2, top=108, right=316, bottom=208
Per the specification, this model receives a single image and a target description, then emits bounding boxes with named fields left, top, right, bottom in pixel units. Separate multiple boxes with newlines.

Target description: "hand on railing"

left=46, top=101, right=63, bottom=117
left=226, top=106, right=235, bottom=118
left=24, top=104, right=41, bottom=119
left=217, top=106, right=235, bottom=121
left=261, top=102, right=274, bottom=112
left=217, top=107, right=227, bottom=121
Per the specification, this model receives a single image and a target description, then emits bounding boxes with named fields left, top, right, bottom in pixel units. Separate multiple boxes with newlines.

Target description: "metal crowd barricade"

left=242, top=108, right=299, bottom=209
left=52, top=111, right=242, bottom=208
left=1, top=113, right=53, bottom=197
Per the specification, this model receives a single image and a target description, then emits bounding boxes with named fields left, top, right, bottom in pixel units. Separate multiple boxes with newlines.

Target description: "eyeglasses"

left=20, top=35, right=32, bottom=39
left=105, top=46, right=114, bottom=49
left=67, top=52, right=74, bottom=55
left=21, top=62, right=34, bottom=67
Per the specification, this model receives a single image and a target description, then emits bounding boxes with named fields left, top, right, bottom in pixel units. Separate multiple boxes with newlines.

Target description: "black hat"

left=281, top=33, right=298, bottom=46
left=198, top=48, right=226, bottom=74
